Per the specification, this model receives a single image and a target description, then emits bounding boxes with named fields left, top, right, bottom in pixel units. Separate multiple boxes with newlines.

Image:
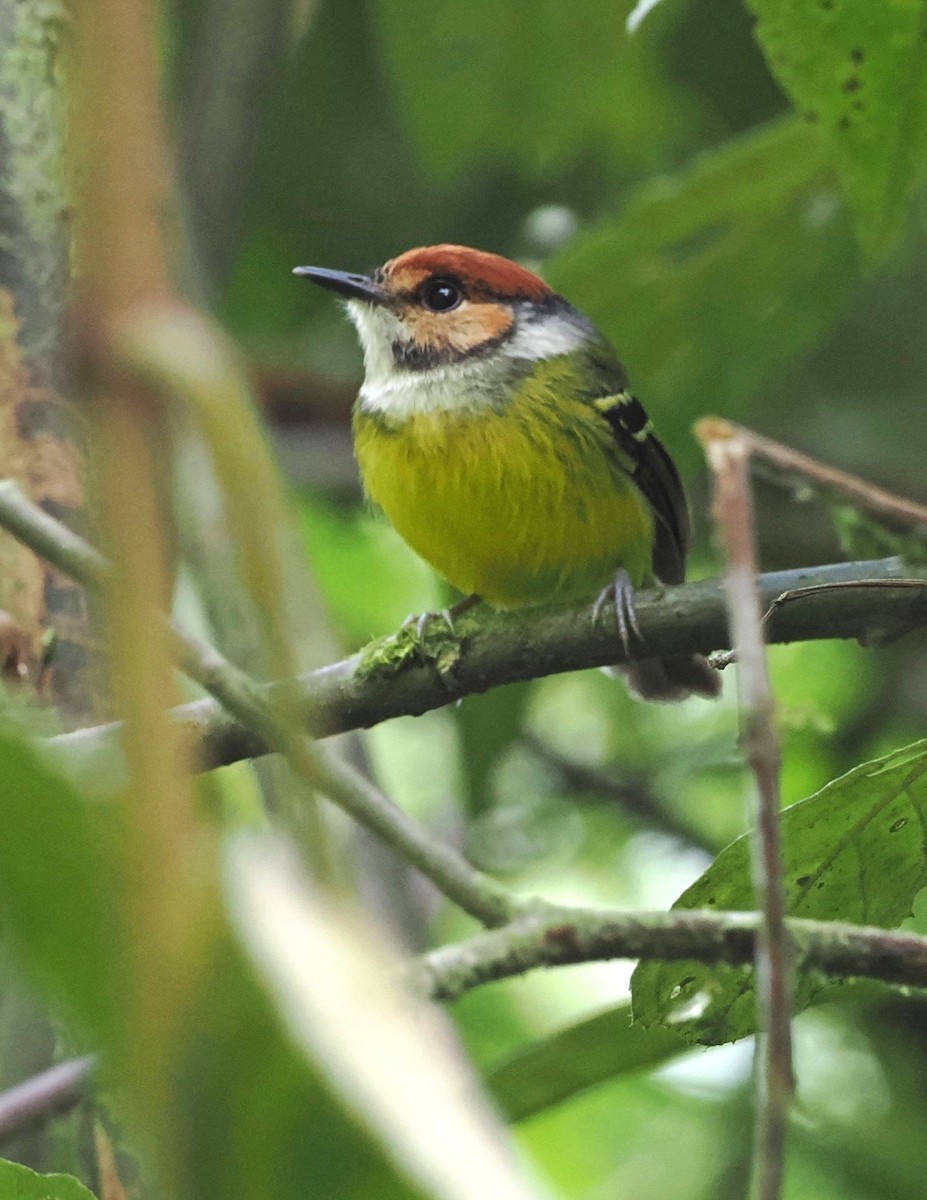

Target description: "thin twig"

left=697, top=420, right=793, bottom=1200
left=0, top=479, right=517, bottom=928
left=178, top=625, right=517, bottom=924
left=763, top=578, right=927, bottom=631
left=0, top=481, right=108, bottom=586
left=710, top=576, right=927, bottom=670
left=412, top=906, right=927, bottom=1002
left=719, top=420, right=927, bottom=537
left=0, top=1056, right=95, bottom=1144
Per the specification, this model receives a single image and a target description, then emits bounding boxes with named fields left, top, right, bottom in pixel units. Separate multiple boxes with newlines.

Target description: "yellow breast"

left=353, top=388, right=654, bottom=609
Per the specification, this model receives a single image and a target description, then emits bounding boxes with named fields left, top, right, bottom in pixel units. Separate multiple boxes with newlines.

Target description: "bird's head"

left=295, top=244, right=597, bottom=410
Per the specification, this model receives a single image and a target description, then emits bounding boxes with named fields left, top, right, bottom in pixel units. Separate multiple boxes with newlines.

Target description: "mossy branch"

left=54, top=554, right=927, bottom=770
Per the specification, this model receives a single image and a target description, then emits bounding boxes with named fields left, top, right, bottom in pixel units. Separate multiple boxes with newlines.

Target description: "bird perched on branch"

left=295, top=244, right=718, bottom=702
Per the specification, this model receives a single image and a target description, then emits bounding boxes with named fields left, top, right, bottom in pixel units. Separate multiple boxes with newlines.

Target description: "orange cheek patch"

left=405, top=302, right=513, bottom=355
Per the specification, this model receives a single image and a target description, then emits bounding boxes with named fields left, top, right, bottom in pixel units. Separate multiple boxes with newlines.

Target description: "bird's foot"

left=400, top=594, right=482, bottom=661
left=401, top=607, right=456, bottom=643
left=592, top=568, right=644, bottom=657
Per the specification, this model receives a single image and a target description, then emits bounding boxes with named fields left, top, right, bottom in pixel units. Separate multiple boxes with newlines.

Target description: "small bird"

left=295, top=244, right=718, bottom=701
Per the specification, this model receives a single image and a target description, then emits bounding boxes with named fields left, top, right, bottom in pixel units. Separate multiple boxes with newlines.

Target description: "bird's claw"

left=401, top=593, right=481, bottom=647
left=592, top=568, right=644, bottom=656
left=423, top=608, right=455, bottom=639
left=401, top=607, right=456, bottom=647
left=397, top=607, right=464, bottom=685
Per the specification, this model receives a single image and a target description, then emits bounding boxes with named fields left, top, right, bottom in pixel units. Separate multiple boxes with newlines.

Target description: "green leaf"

left=548, top=118, right=859, bottom=450
left=486, top=1002, right=688, bottom=1122
left=0, top=1159, right=95, bottom=1199
left=168, top=923, right=432, bottom=1200
left=373, top=0, right=698, bottom=182
left=0, top=728, right=123, bottom=1044
left=746, top=0, right=927, bottom=259
left=631, top=738, right=927, bottom=1045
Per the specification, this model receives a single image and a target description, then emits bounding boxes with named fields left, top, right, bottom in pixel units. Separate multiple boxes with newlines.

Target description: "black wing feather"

left=596, top=394, right=690, bottom=585
left=633, top=432, right=690, bottom=584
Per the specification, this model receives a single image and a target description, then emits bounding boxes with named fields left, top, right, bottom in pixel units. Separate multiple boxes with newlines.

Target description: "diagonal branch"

left=727, top=420, right=927, bottom=540
left=5, top=907, right=927, bottom=1142
left=0, top=1057, right=95, bottom=1144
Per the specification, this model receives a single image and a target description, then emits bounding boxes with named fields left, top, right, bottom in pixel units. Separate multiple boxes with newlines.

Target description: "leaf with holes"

left=631, top=738, right=927, bottom=1045
left=746, top=0, right=927, bottom=259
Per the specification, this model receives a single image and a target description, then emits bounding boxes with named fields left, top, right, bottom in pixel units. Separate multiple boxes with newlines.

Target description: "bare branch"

left=0, top=1056, right=94, bottom=1144
left=414, top=906, right=927, bottom=1004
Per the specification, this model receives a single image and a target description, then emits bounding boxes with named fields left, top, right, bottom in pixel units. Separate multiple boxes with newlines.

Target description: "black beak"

left=292, top=265, right=386, bottom=305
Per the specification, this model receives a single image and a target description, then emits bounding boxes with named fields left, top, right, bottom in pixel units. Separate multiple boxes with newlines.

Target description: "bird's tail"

left=621, top=653, right=721, bottom=703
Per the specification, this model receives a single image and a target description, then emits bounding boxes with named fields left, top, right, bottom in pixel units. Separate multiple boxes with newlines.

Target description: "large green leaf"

left=632, top=738, right=927, bottom=1045
left=548, top=118, right=859, bottom=455
left=0, top=1160, right=95, bottom=1200
left=167, top=923, right=437, bottom=1200
left=486, top=1002, right=688, bottom=1122
left=746, top=0, right=927, bottom=258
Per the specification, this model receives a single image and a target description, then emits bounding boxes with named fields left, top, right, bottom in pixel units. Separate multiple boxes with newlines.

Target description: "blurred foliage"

left=549, top=118, right=859, bottom=450
left=373, top=3, right=702, bottom=182
left=486, top=1002, right=689, bottom=1122
left=1, top=0, right=927, bottom=1199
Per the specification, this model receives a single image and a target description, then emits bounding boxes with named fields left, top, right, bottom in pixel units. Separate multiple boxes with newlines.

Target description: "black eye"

left=420, top=277, right=463, bottom=313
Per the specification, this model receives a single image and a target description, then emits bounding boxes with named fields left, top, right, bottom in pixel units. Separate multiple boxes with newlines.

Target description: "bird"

left=294, top=244, right=719, bottom=701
